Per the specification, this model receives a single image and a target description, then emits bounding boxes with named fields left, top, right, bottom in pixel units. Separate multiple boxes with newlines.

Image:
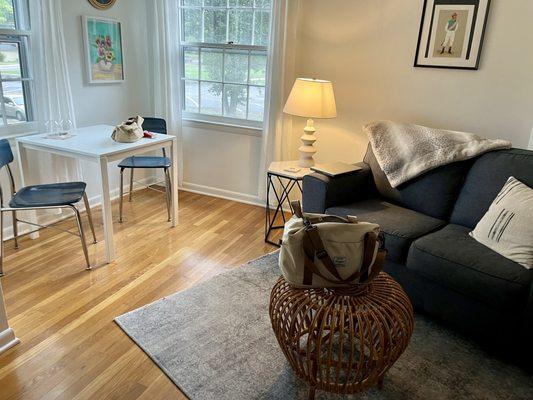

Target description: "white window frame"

left=0, top=0, right=36, bottom=136
left=178, top=1, right=271, bottom=130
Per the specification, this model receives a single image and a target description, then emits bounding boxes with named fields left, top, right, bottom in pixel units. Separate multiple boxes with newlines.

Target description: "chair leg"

left=0, top=210, right=4, bottom=277
left=164, top=168, right=171, bottom=222
left=83, top=193, right=97, bottom=244
left=72, top=206, right=91, bottom=270
left=12, top=210, right=18, bottom=249
left=129, top=169, right=134, bottom=202
left=119, top=168, right=125, bottom=223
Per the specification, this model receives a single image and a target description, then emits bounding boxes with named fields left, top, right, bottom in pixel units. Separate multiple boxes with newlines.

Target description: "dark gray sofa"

left=302, top=147, right=533, bottom=360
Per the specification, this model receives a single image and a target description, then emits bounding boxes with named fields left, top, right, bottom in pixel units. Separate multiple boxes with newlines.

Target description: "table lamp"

left=283, top=78, right=337, bottom=167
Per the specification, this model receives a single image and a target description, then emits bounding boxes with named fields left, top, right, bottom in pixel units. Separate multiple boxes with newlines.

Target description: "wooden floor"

left=0, top=189, right=278, bottom=400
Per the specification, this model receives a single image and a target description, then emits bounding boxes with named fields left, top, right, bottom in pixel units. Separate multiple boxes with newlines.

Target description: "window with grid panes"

left=0, top=0, right=34, bottom=132
left=179, top=0, right=271, bottom=128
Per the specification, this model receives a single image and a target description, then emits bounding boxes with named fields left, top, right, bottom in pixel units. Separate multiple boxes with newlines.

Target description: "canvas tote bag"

left=279, top=201, right=387, bottom=288
left=111, top=116, right=144, bottom=143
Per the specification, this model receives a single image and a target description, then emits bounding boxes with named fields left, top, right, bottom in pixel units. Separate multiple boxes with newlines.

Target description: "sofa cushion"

left=407, top=224, right=532, bottom=311
left=364, top=145, right=473, bottom=220
left=451, top=149, right=533, bottom=228
left=326, top=199, right=445, bottom=263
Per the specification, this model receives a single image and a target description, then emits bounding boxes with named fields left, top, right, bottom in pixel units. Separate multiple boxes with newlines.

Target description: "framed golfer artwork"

left=414, top=0, right=491, bottom=70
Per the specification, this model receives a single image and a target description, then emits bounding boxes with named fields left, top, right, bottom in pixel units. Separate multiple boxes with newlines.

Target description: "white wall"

left=0, top=0, right=154, bottom=240
left=60, top=0, right=154, bottom=200
left=61, top=0, right=151, bottom=128
left=182, top=122, right=263, bottom=203
left=180, top=0, right=533, bottom=202
left=3, top=0, right=532, bottom=230
left=292, top=0, right=533, bottom=163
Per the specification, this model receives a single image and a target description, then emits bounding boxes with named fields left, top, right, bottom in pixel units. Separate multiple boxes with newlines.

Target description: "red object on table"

left=143, top=131, right=156, bottom=138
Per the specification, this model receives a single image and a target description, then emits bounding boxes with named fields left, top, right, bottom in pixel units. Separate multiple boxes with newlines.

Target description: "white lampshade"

left=283, top=78, right=337, bottom=119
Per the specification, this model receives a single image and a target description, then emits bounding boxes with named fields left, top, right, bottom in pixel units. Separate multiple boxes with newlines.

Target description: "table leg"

left=98, top=157, right=115, bottom=263
left=15, top=143, right=39, bottom=239
left=170, top=139, right=179, bottom=227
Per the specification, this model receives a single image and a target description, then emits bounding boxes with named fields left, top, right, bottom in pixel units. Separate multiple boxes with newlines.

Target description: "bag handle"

left=291, top=200, right=352, bottom=225
left=291, top=200, right=387, bottom=286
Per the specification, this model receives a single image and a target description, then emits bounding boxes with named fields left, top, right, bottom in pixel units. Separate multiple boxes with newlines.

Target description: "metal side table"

left=265, top=161, right=311, bottom=246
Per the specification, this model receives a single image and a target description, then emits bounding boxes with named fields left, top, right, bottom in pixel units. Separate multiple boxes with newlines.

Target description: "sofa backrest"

left=450, top=149, right=533, bottom=229
left=364, top=146, right=474, bottom=220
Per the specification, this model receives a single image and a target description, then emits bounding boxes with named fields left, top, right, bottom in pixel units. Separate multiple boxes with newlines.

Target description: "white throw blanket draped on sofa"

left=364, top=121, right=512, bottom=188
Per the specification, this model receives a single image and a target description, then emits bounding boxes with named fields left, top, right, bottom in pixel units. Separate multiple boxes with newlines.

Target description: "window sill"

left=0, top=124, right=39, bottom=140
left=182, top=117, right=263, bottom=137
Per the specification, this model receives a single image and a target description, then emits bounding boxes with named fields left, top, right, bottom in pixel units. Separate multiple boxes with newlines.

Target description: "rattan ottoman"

left=269, top=272, right=414, bottom=399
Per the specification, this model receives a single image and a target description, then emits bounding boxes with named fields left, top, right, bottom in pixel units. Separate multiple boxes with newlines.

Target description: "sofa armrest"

left=302, top=162, right=376, bottom=213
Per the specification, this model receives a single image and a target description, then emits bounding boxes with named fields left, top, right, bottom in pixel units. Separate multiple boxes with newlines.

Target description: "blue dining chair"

left=118, top=117, right=171, bottom=223
left=0, top=139, right=97, bottom=276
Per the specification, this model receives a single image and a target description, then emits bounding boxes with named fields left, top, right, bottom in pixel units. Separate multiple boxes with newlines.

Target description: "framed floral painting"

left=82, top=16, right=124, bottom=84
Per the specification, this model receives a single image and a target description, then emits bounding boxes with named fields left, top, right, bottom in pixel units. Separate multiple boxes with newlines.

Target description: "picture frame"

left=82, top=16, right=125, bottom=84
left=414, top=0, right=491, bottom=70
left=88, top=0, right=117, bottom=10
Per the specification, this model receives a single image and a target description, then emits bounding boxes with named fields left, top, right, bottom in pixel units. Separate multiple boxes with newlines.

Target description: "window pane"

left=0, top=0, right=15, bottom=30
left=224, top=50, right=248, bottom=84
left=2, top=81, right=27, bottom=124
left=223, top=84, right=246, bottom=118
left=0, top=42, right=21, bottom=80
left=200, top=48, right=223, bottom=81
left=204, top=9, right=227, bottom=43
left=253, top=11, right=270, bottom=46
left=183, top=9, right=202, bottom=42
left=228, top=10, right=253, bottom=45
left=249, top=52, right=266, bottom=86
left=200, top=81, right=222, bottom=115
left=204, top=0, right=227, bottom=6
left=254, top=0, right=271, bottom=8
left=182, top=0, right=201, bottom=5
left=229, top=0, right=253, bottom=6
left=184, top=48, right=199, bottom=79
left=248, top=86, right=264, bottom=121
left=184, top=80, right=199, bottom=113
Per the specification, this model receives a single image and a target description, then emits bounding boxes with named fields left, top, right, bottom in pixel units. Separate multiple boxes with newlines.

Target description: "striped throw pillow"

left=470, top=177, right=533, bottom=268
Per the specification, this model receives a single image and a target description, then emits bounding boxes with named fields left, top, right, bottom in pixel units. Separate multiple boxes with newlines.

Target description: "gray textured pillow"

left=470, top=177, right=533, bottom=268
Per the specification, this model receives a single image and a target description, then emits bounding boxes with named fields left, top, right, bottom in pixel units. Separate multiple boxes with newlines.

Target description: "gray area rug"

left=115, top=252, right=533, bottom=400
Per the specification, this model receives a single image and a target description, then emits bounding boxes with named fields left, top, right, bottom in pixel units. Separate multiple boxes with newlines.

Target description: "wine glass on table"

left=59, top=118, right=74, bottom=137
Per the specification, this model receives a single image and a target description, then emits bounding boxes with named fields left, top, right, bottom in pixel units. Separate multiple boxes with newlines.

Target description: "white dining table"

left=16, top=125, right=179, bottom=264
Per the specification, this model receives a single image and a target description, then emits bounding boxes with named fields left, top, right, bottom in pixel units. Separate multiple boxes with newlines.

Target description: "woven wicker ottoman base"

left=269, top=273, right=414, bottom=400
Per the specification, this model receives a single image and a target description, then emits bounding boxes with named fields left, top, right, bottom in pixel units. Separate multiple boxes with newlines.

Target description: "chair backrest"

left=140, top=117, right=167, bottom=135
left=0, top=139, right=16, bottom=206
left=0, top=139, right=14, bottom=169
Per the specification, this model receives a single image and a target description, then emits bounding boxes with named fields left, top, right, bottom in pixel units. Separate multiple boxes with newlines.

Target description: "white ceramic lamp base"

left=298, top=119, right=317, bottom=168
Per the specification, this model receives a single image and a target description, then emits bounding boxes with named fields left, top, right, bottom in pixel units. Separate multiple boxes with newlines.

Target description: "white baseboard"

left=2, top=177, right=292, bottom=242
left=1, top=176, right=158, bottom=242
left=0, top=327, right=19, bottom=355
left=180, top=181, right=263, bottom=207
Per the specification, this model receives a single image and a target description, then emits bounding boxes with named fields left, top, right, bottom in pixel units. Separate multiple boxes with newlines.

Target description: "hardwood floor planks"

left=0, top=189, right=279, bottom=399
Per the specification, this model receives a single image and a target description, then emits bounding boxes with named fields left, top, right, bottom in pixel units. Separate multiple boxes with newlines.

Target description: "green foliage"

left=182, top=2, right=270, bottom=117
left=0, top=0, right=14, bottom=27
